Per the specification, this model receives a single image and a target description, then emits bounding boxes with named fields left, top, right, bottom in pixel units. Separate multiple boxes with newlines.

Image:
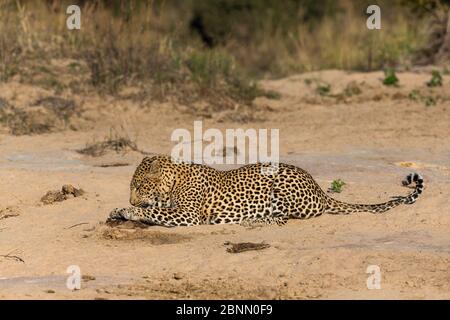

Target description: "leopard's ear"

left=145, top=159, right=161, bottom=179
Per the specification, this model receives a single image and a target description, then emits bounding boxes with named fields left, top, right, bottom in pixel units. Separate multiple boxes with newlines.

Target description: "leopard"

left=108, top=155, right=424, bottom=227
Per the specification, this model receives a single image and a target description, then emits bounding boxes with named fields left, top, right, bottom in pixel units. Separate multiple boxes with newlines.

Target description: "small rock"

left=62, top=184, right=85, bottom=197
left=62, top=184, right=76, bottom=195
left=41, top=184, right=85, bottom=204
left=0, top=206, right=20, bottom=220
left=82, top=275, right=96, bottom=282
left=173, top=273, right=183, bottom=280
left=41, top=190, right=67, bottom=204
left=45, top=289, right=55, bottom=294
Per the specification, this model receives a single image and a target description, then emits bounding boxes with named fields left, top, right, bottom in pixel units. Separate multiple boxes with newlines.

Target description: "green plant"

left=329, top=179, right=346, bottom=193
left=316, top=83, right=331, bottom=96
left=408, top=89, right=421, bottom=101
left=426, top=70, right=442, bottom=87
left=424, top=96, right=436, bottom=107
left=408, top=89, right=437, bottom=107
left=382, top=69, right=399, bottom=86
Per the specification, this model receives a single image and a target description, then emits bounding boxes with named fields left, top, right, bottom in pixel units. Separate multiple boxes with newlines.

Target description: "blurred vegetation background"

left=0, top=0, right=449, bottom=105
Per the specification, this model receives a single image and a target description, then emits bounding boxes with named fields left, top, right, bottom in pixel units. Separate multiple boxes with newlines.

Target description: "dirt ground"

left=0, top=70, right=449, bottom=299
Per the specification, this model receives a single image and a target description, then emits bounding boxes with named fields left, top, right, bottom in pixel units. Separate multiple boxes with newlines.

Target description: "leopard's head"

left=129, top=156, right=177, bottom=207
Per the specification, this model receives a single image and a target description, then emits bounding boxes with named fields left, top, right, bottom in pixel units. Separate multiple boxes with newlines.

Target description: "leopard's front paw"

left=109, top=208, right=128, bottom=220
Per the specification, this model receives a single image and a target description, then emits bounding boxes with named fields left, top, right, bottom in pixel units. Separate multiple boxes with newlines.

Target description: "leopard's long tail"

left=324, top=173, right=423, bottom=214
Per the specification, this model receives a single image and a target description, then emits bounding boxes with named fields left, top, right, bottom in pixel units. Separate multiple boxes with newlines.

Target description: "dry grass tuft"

left=0, top=96, right=79, bottom=135
left=77, top=127, right=144, bottom=157
left=0, top=1, right=431, bottom=106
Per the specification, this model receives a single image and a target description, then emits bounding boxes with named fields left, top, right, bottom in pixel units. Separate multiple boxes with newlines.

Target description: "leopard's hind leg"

left=240, top=189, right=291, bottom=227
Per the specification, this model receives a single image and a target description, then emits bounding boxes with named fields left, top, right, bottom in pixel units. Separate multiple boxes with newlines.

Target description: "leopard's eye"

left=132, top=181, right=141, bottom=189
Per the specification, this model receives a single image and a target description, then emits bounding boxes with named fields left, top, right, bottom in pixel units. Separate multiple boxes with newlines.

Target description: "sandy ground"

left=0, top=70, right=449, bottom=299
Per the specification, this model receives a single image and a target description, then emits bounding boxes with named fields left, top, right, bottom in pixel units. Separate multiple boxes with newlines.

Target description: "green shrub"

left=383, top=69, right=399, bottom=86
left=426, top=70, right=442, bottom=87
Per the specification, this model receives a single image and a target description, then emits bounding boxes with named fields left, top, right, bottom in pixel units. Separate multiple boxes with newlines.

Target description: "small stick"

left=66, top=222, right=89, bottom=229
left=0, top=254, right=25, bottom=263
left=95, top=163, right=130, bottom=168
left=0, top=249, right=24, bottom=263
left=0, top=212, right=20, bottom=220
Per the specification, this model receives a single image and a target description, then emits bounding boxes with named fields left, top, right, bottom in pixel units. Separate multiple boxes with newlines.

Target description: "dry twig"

left=0, top=249, right=25, bottom=263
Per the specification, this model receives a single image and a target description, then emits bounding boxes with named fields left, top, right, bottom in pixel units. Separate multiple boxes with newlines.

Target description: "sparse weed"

left=426, top=70, right=442, bottom=87
left=408, top=89, right=421, bottom=101
left=424, top=96, right=437, bottom=107
left=316, top=83, right=331, bottom=96
left=408, top=89, right=437, bottom=107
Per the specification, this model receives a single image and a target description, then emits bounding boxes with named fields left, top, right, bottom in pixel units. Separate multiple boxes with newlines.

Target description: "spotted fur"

left=109, top=155, right=424, bottom=227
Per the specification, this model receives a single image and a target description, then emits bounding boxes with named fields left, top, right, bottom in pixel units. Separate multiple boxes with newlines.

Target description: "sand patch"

left=1, top=70, right=450, bottom=299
